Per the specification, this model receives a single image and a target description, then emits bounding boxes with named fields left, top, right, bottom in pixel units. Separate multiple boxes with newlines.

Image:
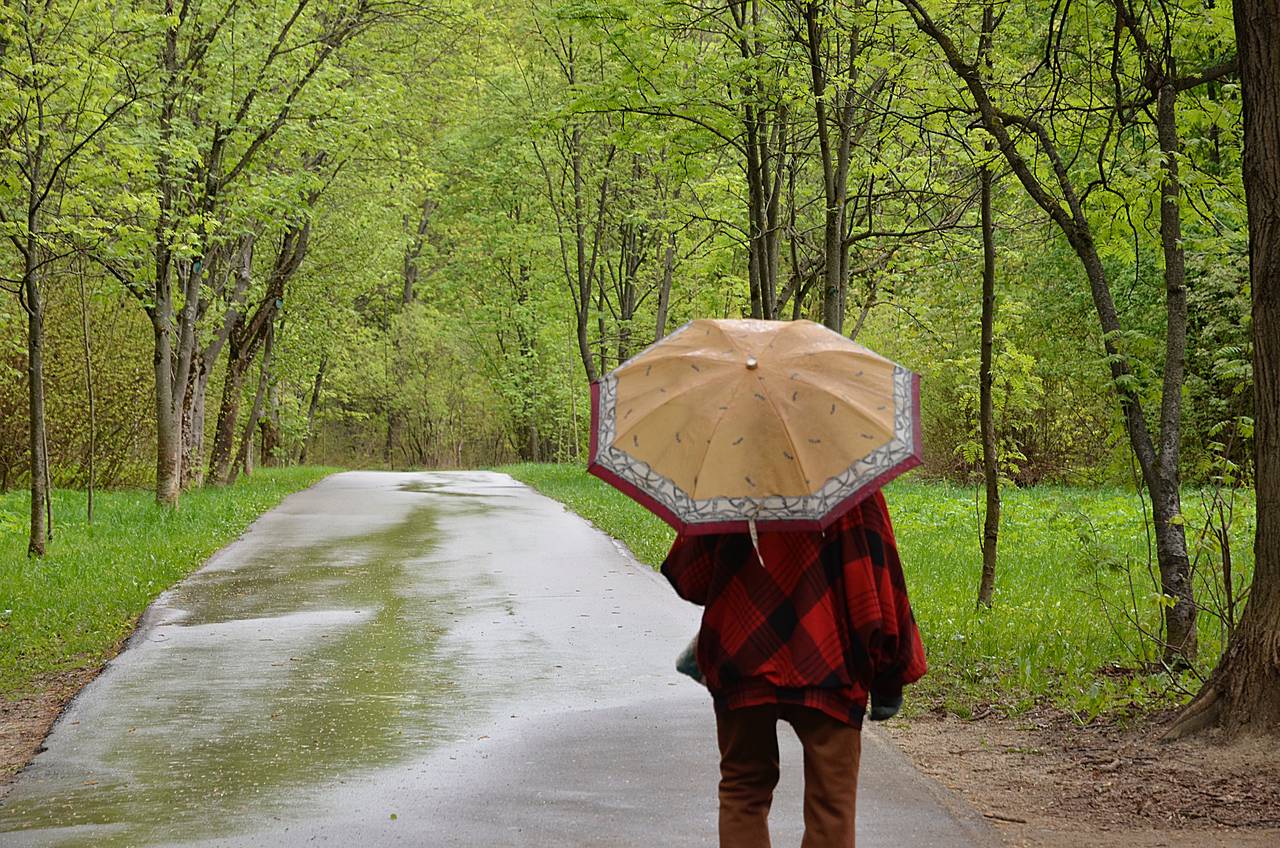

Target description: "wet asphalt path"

left=0, top=471, right=995, bottom=847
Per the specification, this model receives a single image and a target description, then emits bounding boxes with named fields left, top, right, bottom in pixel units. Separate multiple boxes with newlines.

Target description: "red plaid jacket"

left=661, top=490, right=927, bottom=727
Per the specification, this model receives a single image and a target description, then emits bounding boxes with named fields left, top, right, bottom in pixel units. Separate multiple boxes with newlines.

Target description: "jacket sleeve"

left=660, top=533, right=717, bottom=606
left=844, top=493, right=928, bottom=696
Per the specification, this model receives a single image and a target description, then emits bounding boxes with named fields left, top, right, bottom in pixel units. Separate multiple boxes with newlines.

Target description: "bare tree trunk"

left=180, top=240, right=250, bottom=490
left=730, top=0, right=783, bottom=320
left=384, top=413, right=397, bottom=467
left=231, top=325, right=273, bottom=485
left=207, top=223, right=308, bottom=484
left=297, top=356, right=326, bottom=465
left=1169, top=0, right=1280, bottom=737
left=77, top=267, right=96, bottom=524
left=800, top=3, right=885, bottom=334
left=615, top=210, right=643, bottom=363
left=402, top=197, right=432, bottom=305
left=975, top=3, right=999, bottom=609
left=977, top=163, right=1000, bottom=607
left=655, top=232, right=675, bottom=341
left=596, top=283, right=607, bottom=374
left=262, top=372, right=281, bottom=466
left=180, top=364, right=209, bottom=489
left=208, top=330, right=252, bottom=485
left=153, top=9, right=182, bottom=507
left=1153, top=69, right=1196, bottom=660
left=24, top=230, right=48, bottom=557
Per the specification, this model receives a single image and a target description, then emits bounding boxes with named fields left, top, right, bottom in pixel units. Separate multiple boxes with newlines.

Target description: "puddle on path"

left=0, top=499, right=479, bottom=846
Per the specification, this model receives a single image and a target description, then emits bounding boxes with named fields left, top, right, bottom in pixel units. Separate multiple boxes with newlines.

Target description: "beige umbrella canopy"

left=588, top=318, right=921, bottom=534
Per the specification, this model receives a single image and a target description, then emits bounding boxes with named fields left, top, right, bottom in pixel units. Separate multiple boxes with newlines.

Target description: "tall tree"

left=1168, top=0, right=1280, bottom=736
left=975, top=1, right=999, bottom=608
left=109, top=0, right=385, bottom=506
left=0, top=0, right=141, bottom=554
left=897, top=0, right=1233, bottom=663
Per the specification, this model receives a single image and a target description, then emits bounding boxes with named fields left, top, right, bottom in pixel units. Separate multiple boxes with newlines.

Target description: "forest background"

left=3, top=0, right=1276, bottom=748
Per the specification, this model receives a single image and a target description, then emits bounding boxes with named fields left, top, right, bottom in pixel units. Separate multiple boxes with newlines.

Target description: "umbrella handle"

left=748, top=517, right=765, bottom=569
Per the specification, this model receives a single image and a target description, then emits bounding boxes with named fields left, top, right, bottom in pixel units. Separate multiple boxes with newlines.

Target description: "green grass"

left=501, top=462, right=1256, bottom=722
left=0, top=466, right=336, bottom=696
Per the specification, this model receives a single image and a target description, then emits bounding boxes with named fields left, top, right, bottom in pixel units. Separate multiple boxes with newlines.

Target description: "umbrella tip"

left=745, top=356, right=759, bottom=370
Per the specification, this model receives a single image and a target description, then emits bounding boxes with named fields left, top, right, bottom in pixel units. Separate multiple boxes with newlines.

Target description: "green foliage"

left=0, top=0, right=1254, bottom=490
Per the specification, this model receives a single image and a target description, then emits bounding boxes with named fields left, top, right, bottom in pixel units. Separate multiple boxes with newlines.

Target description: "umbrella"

left=588, top=318, right=921, bottom=535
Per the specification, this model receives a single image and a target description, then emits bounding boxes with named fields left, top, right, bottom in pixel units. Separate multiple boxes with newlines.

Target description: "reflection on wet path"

left=0, top=475, right=484, bottom=845
left=0, top=470, right=704, bottom=848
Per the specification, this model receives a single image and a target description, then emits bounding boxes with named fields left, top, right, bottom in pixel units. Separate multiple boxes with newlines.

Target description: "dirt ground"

left=885, top=707, right=1280, bottom=847
left=0, top=667, right=101, bottom=799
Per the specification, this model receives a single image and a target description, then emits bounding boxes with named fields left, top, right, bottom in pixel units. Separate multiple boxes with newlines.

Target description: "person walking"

left=661, top=489, right=927, bottom=848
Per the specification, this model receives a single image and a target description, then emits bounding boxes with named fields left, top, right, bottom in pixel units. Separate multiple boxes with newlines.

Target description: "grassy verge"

left=501, top=462, right=1255, bottom=722
left=0, top=466, right=336, bottom=696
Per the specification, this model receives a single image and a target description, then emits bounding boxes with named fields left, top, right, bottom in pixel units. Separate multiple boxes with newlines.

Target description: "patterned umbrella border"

left=587, top=357, right=922, bottom=537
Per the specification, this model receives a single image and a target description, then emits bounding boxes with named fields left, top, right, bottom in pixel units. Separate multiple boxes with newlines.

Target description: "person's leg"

left=782, top=705, right=862, bottom=848
left=715, top=703, right=781, bottom=848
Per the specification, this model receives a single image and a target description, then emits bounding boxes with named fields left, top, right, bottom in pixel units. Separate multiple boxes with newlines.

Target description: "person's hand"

left=676, top=635, right=705, bottom=686
left=869, top=689, right=903, bottom=721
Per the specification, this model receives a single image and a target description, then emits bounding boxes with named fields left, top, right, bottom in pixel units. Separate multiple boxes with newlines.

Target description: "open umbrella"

left=588, top=318, right=921, bottom=535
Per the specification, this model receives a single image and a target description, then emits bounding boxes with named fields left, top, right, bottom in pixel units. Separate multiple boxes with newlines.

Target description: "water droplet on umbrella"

left=791, top=391, right=798, bottom=402
left=808, top=438, right=822, bottom=444
left=783, top=451, right=793, bottom=460
left=633, top=435, right=639, bottom=447
left=754, top=393, right=766, bottom=401
left=733, top=436, right=744, bottom=446
left=675, top=432, right=682, bottom=443
left=745, top=476, right=756, bottom=488
left=830, top=404, right=836, bottom=414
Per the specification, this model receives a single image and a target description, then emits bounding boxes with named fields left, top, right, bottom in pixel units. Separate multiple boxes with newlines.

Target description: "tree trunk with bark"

left=1153, top=67, right=1196, bottom=660
left=207, top=225, right=307, bottom=484
left=402, top=197, right=432, bottom=305
left=730, top=0, right=783, bottom=320
left=180, top=241, right=252, bottom=489
left=261, top=374, right=282, bottom=466
left=231, top=324, right=273, bottom=485
left=1169, top=0, right=1280, bottom=737
left=24, top=224, right=48, bottom=557
left=77, top=268, right=96, bottom=524
left=977, top=162, right=1000, bottom=607
left=655, top=232, right=675, bottom=341
left=297, top=356, right=327, bottom=465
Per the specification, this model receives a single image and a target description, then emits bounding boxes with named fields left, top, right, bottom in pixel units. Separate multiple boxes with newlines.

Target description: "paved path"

left=0, top=471, right=995, bottom=847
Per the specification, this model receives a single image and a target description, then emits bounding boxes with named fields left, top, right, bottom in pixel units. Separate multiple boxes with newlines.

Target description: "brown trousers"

left=715, top=703, right=862, bottom=848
